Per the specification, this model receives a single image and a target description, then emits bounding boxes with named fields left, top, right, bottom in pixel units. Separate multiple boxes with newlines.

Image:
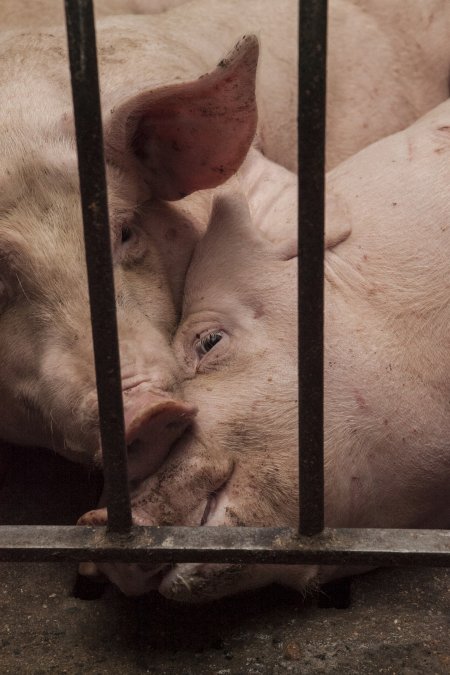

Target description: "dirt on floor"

left=0, top=446, right=449, bottom=675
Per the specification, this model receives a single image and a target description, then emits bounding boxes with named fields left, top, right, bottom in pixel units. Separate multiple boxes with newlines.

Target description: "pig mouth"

left=78, top=468, right=235, bottom=597
left=154, top=474, right=234, bottom=597
left=198, top=461, right=235, bottom=528
left=123, top=480, right=231, bottom=594
left=199, top=477, right=229, bottom=526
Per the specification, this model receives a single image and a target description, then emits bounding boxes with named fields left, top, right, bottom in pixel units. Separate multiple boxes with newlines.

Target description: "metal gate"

left=0, top=0, right=448, bottom=570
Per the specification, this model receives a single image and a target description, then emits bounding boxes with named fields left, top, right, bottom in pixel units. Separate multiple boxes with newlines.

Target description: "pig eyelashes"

left=121, top=225, right=133, bottom=244
left=113, top=220, right=146, bottom=265
left=196, top=330, right=224, bottom=357
left=175, top=322, right=230, bottom=372
left=119, top=220, right=137, bottom=249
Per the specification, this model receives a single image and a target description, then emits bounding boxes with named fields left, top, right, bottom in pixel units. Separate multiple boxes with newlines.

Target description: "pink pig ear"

left=104, top=35, right=259, bottom=201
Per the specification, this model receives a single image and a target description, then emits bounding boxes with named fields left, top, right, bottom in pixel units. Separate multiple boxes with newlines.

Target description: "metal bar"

left=64, top=0, right=132, bottom=532
left=298, top=0, right=327, bottom=534
left=0, top=526, right=449, bottom=566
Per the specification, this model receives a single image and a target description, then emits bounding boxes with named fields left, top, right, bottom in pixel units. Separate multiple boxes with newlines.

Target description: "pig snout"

left=123, top=389, right=197, bottom=481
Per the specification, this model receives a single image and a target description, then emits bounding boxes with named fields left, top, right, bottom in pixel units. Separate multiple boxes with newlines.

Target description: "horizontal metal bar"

left=64, top=0, right=132, bottom=532
left=0, top=526, right=448, bottom=566
left=298, top=0, right=327, bottom=535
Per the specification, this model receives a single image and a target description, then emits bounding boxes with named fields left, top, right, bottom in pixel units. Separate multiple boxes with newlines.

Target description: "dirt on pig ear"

left=104, top=35, right=259, bottom=201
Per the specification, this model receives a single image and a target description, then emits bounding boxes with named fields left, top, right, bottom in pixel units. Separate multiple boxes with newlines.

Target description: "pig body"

left=325, top=0, right=450, bottom=168
left=106, top=0, right=450, bottom=172
left=82, top=98, right=450, bottom=600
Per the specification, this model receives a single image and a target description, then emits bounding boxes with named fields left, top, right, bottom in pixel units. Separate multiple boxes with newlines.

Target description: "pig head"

left=81, top=99, right=450, bottom=601
left=0, top=27, right=258, bottom=478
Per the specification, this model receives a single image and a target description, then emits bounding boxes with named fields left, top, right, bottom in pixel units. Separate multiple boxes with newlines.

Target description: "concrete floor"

left=0, top=447, right=449, bottom=674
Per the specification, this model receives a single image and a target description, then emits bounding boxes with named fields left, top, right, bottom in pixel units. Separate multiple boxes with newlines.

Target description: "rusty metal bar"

left=64, top=0, right=132, bottom=533
left=298, top=0, right=327, bottom=534
left=0, top=526, right=449, bottom=566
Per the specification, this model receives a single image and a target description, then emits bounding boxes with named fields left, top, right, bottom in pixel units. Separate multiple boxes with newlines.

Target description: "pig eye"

left=115, top=219, right=147, bottom=266
left=121, top=225, right=133, bottom=244
left=196, top=331, right=224, bottom=357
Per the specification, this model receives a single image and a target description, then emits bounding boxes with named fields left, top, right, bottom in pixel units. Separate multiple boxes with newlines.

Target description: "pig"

left=80, top=96, right=450, bottom=600
left=0, top=0, right=299, bottom=486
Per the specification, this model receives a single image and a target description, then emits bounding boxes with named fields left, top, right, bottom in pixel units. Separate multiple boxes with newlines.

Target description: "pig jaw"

left=157, top=485, right=319, bottom=603
left=78, top=439, right=311, bottom=602
left=159, top=563, right=277, bottom=603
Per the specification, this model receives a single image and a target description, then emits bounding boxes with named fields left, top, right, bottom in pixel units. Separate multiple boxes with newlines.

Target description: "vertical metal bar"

left=298, top=0, right=327, bottom=535
left=64, top=0, right=132, bottom=533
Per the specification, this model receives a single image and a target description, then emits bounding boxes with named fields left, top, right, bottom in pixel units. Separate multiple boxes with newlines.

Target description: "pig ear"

left=274, top=238, right=298, bottom=261
left=104, top=36, right=259, bottom=201
left=204, top=191, right=272, bottom=258
left=207, top=187, right=298, bottom=261
left=208, top=192, right=297, bottom=266
left=273, top=191, right=353, bottom=260
left=273, top=225, right=351, bottom=261
left=325, top=190, right=352, bottom=248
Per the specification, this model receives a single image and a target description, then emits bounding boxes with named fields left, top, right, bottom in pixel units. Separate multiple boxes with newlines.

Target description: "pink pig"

left=81, top=96, right=450, bottom=599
